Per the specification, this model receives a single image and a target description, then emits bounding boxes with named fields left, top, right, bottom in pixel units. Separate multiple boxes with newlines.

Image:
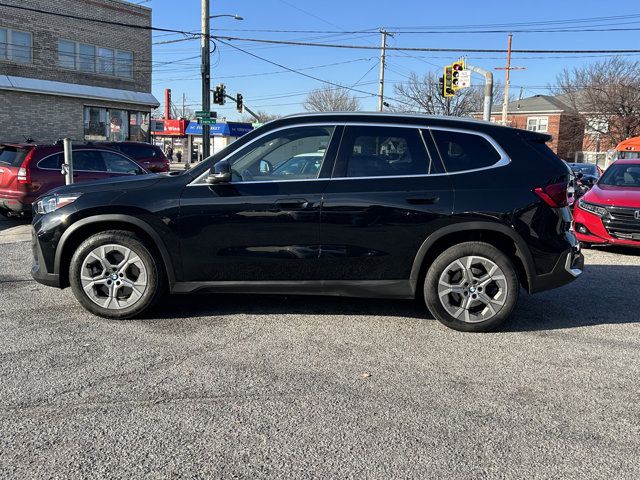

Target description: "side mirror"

left=207, top=159, right=231, bottom=184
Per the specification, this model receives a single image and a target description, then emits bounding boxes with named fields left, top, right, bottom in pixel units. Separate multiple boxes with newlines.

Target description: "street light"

left=210, top=14, right=243, bottom=20
left=201, top=3, right=244, bottom=161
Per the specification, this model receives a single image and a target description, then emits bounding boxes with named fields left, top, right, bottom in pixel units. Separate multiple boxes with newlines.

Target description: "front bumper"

left=30, top=225, right=61, bottom=288
left=574, top=206, right=640, bottom=248
left=529, top=244, right=584, bottom=293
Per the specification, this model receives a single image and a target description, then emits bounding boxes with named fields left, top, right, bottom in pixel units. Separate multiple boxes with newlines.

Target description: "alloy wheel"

left=80, top=244, right=148, bottom=310
left=437, top=255, right=508, bottom=323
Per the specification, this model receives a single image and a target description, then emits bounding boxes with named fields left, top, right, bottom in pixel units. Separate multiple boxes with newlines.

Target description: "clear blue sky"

left=148, top=0, right=640, bottom=120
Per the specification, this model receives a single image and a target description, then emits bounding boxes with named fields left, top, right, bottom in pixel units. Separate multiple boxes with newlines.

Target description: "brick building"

left=0, top=0, right=159, bottom=143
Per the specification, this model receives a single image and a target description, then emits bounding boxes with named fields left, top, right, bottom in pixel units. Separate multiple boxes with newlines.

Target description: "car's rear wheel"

left=424, top=242, right=519, bottom=332
left=69, top=230, right=164, bottom=319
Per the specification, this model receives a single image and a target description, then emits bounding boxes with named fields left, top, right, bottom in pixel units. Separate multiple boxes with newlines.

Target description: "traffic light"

left=451, top=60, right=465, bottom=91
left=213, top=84, right=226, bottom=105
left=236, top=93, right=243, bottom=113
left=443, top=65, right=455, bottom=97
left=438, top=76, right=445, bottom=97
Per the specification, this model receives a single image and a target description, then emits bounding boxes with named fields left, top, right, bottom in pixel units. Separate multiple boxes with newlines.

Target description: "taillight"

left=534, top=181, right=568, bottom=208
left=17, top=150, right=34, bottom=184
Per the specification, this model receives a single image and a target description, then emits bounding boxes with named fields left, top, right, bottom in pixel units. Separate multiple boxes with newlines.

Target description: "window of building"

left=84, top=107, right=150, bottom=142
left=0, top=29, right=32, bottom=63
left=430, top=129, right=502, bottom=173
left=79, top=44, right=96, bottom=73
left=84, top=107, right=109, bottom=140
left=58, top=40, right=76, bottom=69
left=129, top=111, right=150, bottom=142
left=526, top=116, right=549, bottom=132
left=116, top=50, right=133, bottom=78
left=97, top=47, right=114, bottom=75
left=337, top=126, right=428, bottom=178
left=108, top=109, right=129, bottom=142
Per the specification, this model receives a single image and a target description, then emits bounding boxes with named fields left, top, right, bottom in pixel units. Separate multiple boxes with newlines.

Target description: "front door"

left=177, top=124, right=340, bottom=282
left=319, top=124, right=454, bottom=281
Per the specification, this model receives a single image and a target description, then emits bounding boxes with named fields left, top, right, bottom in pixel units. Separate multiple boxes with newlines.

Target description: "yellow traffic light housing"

left=443, top=65, right=455, bottom=97
left=451, top=60, right=465, bottom=91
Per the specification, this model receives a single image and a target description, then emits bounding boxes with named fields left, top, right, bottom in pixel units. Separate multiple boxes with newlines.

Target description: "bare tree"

left=553, top=57, right=640, bottom=146
left=240, top=110, right=281, bottom=123
left=391, top=72, right=504, bottom=117
left=303, top=85, right=361, bottom=112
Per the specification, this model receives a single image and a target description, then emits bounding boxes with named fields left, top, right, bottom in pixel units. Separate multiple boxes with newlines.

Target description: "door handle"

left=406, top=195, right=439, bottom=205
left=274, top=198, right=309, bottom=210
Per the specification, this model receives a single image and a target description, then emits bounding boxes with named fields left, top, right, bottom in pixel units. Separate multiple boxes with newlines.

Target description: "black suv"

left=31, top=113, right=583, bottom=332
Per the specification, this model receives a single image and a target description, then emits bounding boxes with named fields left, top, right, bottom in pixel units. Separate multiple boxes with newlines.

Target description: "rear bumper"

left=529, top=244, right=584, bottom=293
left=0, top=196, right=28, bottom=213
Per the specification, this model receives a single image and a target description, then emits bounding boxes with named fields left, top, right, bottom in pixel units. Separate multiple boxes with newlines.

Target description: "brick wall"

left=0, top=0, right=152, bottom=92
left=2, top=90, right=149, bottom=143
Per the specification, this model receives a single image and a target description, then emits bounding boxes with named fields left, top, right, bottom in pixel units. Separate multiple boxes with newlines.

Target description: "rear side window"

left=38, top=153, right=64, bottom=170
left=337, top=126, right=428, bottom=178
left=0, top=147, right=29, bottom=167
left=430, top=129, right=501, bottom=173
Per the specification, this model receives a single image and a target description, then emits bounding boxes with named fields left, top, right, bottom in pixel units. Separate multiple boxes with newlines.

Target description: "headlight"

left=577, top=198, right=608, bottom=217
left=35, top=194, right=80, bottom=215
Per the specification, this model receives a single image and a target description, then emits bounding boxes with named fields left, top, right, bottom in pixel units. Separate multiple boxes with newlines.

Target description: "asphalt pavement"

left=0, top=220, right=639, bottom=479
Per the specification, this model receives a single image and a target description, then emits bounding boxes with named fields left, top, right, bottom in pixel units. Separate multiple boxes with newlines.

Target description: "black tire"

left=424, top=241, right=519, bottom=332
left=69, top=230, right=164, bottom=319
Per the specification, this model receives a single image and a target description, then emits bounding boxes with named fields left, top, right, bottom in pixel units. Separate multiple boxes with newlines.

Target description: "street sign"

left=198, top=118, right=217, bottom=125
left=195, top=111, right=211, bottom=118
left=457, top=70, right=471, bottom=88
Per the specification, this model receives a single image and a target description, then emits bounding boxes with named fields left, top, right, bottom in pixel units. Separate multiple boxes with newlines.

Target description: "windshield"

left=617, top=151, right=640, bottom=160
left=0, top=147, right=29, bottom=167
left=599, top=164, right=640, bottom=187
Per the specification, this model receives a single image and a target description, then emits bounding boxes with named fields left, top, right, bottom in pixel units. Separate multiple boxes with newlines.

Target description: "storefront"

left=150, top=119, right=189, bottom=161
left=184, top=122, right=254, bottom=163
left=84, top=106, right=151, bottom=142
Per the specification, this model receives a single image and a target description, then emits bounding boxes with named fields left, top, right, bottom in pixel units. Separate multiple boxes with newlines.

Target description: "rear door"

left=318, top=124, right=453, bottom=281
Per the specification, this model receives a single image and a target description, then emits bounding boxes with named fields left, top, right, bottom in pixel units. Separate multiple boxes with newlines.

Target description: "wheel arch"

left=410, top=222, right=536, bottom=295
left=55, top=214, right=176, bottom=289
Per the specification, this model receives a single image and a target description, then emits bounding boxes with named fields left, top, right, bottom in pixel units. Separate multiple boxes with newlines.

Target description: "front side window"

left=431, top=129, right=502, bottom=173
left=337, top=126, right=428, bottom=178
left=73, top=150, right=106, bottom=171
left=58, top=40, right=76, bottom=69
left=226, top=126, right=334, bottom=182
left=100, top=151, right=142, bottom=174
left=97, top=47, right=114, bottom=75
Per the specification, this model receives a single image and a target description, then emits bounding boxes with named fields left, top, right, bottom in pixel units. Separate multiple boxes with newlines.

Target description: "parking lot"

left=1, top=215, right=639, bottom=479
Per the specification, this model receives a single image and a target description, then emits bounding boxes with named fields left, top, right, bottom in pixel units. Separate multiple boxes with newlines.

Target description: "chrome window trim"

left=36, top=149, right=139, bottom=175
left=187, top=122, right=340, bottom=186
left=187, top=122, right=511, bottom=186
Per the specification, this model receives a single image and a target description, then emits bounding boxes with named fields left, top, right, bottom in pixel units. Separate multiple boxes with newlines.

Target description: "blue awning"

left=185, top=121, right=253, bottom=137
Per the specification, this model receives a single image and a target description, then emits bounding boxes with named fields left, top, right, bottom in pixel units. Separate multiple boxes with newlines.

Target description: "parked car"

left=94, top=142, right=170, bottom=173
left=0, top=143, right=149, bottom=215
left=574, top=159, right=640, bottom=247
left=30, top=113, right=583, bottom=332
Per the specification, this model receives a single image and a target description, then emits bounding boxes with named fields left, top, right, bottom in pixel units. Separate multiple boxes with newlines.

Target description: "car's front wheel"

left=69, top=230, right=164, bottom=319
left=424, top=242, right=519, bottom=332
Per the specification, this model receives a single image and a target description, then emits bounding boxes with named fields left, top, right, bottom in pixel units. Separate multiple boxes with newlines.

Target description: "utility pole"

left=201, top=0, right=211, bottom=158
left=182, top=93, right=186, bottom=118
left=501, top=33, right=513, bottom=125
left=378, top=29, right=392, bottom=112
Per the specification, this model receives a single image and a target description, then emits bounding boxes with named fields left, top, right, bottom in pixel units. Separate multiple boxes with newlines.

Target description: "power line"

left=212, top=35, right=640, bottom=54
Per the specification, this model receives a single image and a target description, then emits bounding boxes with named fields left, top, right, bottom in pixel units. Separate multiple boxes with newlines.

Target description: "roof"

left=280, top=111, right=500, bottom=127
left=490, top=94, right=574, bottom=114
left=616, top=136, right=640, bottom=152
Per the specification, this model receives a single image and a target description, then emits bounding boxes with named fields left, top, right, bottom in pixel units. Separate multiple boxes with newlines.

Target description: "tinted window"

left=115, top=144, right=157, bottom=159
left=100, top=151, right=142, bottom=174
left=431, top=130, right=501, bottom=173
left=599, top=164, right=640, bottom=187
left=74, top=150, right=106, bottom=171
left=227, top=126, right=334, bottom=182
left=338, top=126, right=428, bottom=178
left=38, top=153, right=64, bottom=170
left=0, top=147, right=29, bottom=167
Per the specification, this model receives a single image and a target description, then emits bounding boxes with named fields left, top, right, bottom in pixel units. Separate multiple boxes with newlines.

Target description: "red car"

left=0, top=143, right=149, bottom=215
left=94, top=142, right=170, bottom=173
left=574, top=159, right=640, bottom=247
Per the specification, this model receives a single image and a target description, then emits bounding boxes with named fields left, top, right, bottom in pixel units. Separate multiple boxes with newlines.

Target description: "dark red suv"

left=94, top=142, right=170, bottom=173
left=0, top=143, right=149, bottom=215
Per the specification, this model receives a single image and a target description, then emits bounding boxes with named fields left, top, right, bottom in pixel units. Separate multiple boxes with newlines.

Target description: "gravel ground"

left=0, top=236, right=639, bottom=479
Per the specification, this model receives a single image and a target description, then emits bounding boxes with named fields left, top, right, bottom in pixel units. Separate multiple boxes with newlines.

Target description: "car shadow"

left=0, top=215, right=30, bottom=232
left=146, top=263, right=640, bottom=332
